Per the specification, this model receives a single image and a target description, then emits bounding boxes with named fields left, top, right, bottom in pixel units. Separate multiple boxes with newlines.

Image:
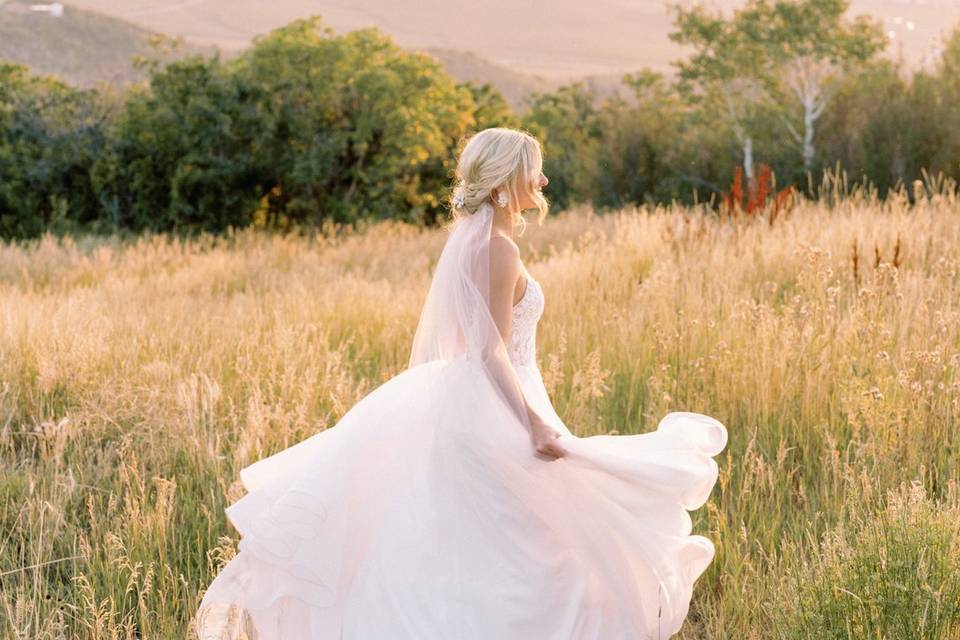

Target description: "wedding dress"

left=195, top=202, right=728, bottom=640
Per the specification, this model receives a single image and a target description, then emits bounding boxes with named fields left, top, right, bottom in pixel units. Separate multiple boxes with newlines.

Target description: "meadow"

left=2, top=182, right=959, bottom=638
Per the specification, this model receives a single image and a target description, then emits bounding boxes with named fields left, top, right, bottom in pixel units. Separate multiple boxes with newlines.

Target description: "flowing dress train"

left=195, top=269, right=727, bottom=639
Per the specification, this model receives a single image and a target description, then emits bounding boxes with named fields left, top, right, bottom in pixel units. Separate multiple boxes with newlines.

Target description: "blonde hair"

left=449, top=127, right=549, bottom=235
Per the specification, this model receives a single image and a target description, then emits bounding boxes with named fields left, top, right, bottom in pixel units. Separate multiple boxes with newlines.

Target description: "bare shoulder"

left=489, top=233, right=520, bottom=284
left=489, top=233, right=520, bottom=263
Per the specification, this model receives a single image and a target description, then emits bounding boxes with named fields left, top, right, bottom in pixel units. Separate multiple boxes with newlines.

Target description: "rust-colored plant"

left=721, top=163, right=795, bottom=224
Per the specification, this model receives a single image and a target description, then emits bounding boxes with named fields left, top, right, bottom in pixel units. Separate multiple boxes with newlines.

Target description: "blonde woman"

left=195, top=127, right=727, bottom=639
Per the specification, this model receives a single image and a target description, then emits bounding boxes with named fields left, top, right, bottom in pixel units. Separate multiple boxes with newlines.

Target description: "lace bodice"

left=508, top=275, right=544, bottom=368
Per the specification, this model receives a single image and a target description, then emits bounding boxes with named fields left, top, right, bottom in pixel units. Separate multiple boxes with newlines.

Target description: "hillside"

left=0, top=0, right=216, bottom=88
left=422, top=48, right=556, bottom=110
left=57, top=0, right=960, bottom=77
left=6, top=0, right=955, bottom=110
left=0, top=1, right=618, bottom=110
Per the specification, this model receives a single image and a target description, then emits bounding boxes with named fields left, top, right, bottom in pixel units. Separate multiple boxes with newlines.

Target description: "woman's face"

left=516, top=171, right=548, bottom=210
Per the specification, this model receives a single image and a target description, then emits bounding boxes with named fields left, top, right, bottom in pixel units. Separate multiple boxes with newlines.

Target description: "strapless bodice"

left=508, top=275, right=544, bottom=368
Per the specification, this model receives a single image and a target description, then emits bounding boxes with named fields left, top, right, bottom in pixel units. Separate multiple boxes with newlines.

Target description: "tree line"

left=2, top=2, right=960, bottom=240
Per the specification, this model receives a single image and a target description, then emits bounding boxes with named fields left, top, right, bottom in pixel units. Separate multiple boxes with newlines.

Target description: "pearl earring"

left=497, top=191, right=508, bottom=208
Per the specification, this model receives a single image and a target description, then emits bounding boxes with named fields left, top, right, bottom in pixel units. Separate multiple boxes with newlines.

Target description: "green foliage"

left=460, top=80, right=518, bottom=131
left=522, top=83, right=602, bottom=211
left=768, top=481, right=960, bottom=640
left=229, top=18, right=474, bottom=228
left=919, top=25, right=960, bottom=178
left=593, top=71, right=693, bottom=207
left=817, top=46, right=960, bottom=194
left=522, top=70, right=757, bottom=209
left=91, top=54, right=266, bottom=234
left=0, top=64, right=107, bottom=240
left=668, top=0, right=887, bottom=182
left=2, top=8, right=960, bottom=240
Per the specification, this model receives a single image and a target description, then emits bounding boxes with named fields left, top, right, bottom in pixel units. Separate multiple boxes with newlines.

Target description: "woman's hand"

left=529, top=413, right=567, bottom=459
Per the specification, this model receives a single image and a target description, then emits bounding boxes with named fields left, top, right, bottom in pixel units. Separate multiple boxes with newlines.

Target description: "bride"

left=194, top=127, right=728, bottom=640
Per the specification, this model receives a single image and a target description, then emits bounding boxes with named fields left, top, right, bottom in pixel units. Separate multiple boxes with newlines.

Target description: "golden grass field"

left=2, top=184, right=959, bottom=638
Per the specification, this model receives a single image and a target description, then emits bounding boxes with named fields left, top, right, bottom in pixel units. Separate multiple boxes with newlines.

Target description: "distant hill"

left=0, top=1, right=627, bottom=112
left=0, top=0, right=213, bottom=88
left=55, top=0, right=960, bottom=78
left=57, top=0, right=684, bottom=79
left=422, top=48, right=628, bottom=111
left=422, top=48, right=557, bottom=111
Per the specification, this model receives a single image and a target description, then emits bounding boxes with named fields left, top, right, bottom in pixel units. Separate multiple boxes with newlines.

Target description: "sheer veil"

left=407, top=200, right=533, bottom=435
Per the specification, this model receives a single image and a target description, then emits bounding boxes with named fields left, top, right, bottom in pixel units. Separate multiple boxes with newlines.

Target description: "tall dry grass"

left=2, top=180, right=958, bottom=638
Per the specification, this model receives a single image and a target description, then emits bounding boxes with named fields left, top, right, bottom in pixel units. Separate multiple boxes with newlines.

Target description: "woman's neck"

left=491, top=204, right=517, bottom=240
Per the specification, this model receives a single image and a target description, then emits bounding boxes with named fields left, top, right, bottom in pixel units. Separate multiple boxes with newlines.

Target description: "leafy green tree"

left=669, top=0, right=884, bottom=190
left=91, top=54, right=266, bottom=234
left=233, top=17, right=474, bottom=227
left=669, top=1, right=775, bottom=185
left=0, top=64, right=106, bottom=239
left=522, top=83, right=601, bottom=211
left=816, top=60, right=912, bottom=194
left=460, top=81, right=518, bottom=131
left=593, top=71, right=690, bottom=207
left=918, top=25, right=960, bottom=180
left=760, top=0, right=885, bottom=173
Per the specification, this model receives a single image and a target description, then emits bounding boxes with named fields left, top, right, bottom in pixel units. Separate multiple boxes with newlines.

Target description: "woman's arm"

left=489, top=236, right=566, bottom=459
left=488, top=236, right=549, bottom=424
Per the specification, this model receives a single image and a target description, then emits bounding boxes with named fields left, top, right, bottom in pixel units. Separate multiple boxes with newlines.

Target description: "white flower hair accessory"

left=452, top=190, right=465, bottom=209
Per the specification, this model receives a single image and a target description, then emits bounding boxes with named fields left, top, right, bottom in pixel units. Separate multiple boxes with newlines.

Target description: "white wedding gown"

left=196, top=271, right=728, bottom=640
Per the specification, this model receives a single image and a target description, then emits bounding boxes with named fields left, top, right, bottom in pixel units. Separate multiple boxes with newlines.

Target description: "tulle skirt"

left=195, top=355, right=727, bottom=640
